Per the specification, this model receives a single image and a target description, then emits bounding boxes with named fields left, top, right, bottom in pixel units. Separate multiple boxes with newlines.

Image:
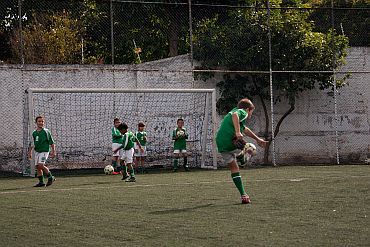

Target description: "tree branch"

left=274, top=101, right=295, bottom=138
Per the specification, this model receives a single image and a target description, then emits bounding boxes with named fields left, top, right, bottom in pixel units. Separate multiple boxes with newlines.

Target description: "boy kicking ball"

left=113, top=123, right=142, bottom=182
left=28, top=116, right=56, bottom=187
left=216, top=98, right=268, bottom=204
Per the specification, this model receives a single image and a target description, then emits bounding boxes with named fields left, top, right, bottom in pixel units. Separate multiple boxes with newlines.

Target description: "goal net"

left=24, top=88, right=217, bottom=176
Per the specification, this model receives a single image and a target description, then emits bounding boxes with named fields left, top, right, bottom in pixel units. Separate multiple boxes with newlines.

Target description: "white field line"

left=0, top=175, right=369, bottom=195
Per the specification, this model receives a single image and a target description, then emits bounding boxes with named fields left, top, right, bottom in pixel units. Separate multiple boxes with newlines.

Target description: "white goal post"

left=25, top=88, right=218, bottom=176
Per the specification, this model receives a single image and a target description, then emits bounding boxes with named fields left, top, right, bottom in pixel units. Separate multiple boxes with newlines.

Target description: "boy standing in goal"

left=113, top=123, right=142, bottom=182
left=172, top=118, right=189, bottom=172
left=134, top=122, right=147, bottom=173
left=28, top=116, right=56, bottom=187
left=111, top=118, right=123, bottom=175
left=216, top=98, right=268, bottom=204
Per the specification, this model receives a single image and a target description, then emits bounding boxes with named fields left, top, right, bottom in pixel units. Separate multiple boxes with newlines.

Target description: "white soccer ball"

left=104, top=165, right=114, bottom=175
left=244, top=143, right=257, bottom=156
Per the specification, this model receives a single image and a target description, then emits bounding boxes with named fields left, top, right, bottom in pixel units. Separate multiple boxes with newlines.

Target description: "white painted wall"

left=0, top=48, right=369, bottom=171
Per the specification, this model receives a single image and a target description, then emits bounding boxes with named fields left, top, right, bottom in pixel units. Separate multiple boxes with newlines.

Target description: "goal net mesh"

left=24, top=89, right=216, bottom=174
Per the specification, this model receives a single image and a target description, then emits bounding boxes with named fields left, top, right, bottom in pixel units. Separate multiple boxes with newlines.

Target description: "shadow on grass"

left=149, top=203, right=214, bottom=215
left=0, top=187, right=31, bottom=192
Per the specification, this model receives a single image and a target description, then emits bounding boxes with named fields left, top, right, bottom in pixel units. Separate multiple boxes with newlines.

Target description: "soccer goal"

left=24, top=88, right=218, bottom=176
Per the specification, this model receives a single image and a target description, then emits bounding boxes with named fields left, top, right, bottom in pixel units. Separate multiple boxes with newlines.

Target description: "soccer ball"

left=244, top=143, right=257, bottom=156
left=104, top=165, right=114, bottom=175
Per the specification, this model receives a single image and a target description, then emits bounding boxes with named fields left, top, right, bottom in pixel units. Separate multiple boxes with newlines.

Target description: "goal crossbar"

left=27, top=88, right=216, bottom=94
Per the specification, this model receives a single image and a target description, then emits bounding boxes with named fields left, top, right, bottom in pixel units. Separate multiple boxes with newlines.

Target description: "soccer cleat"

left=111, top=171, right=120, bottom=175
left=34, top=183, right=46, bottom=187
left=46, top=177, right=56, bottom=186
left=184, top=165, right=190, bottom=171
left=236, top=153, right=246, bottom=167
left=125, top=177, right=136, bottom=182
left=121, top=173, right=129, bottom=180
left=241, top=195, right=251, bottom=204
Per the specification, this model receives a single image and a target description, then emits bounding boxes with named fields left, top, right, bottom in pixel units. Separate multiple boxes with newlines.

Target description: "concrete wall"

left=0, top=49, right=369, bottom=171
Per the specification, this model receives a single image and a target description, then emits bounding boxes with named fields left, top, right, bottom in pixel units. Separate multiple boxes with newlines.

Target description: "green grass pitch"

left=0, top=165, right=369, bottom=246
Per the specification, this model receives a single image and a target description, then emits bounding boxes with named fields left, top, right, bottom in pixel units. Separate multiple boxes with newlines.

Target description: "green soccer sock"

left=173, top=158, right=179, bottom=169
left=112, top=160, right=117, bottom=170
left=121, top=163, right=128, bottom=175
left=129, top=166, right=135, bottom=178
left=231, top=172, right=246, bottom=196
left=38, top=175, right=44, bottom=184
left=47, top=172, right=53, bottom=179
left=183, top=157, right=188, bottom=167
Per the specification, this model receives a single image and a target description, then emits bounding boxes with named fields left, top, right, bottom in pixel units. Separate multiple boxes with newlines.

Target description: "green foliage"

left=193, top=2, right=349, bottom=114
left=10, top=11, right=83, bottom=64
left=308, top=0, right=369, bottom=46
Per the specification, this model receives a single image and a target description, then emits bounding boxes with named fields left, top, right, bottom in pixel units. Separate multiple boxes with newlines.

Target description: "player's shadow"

left=149, top=203, right=213, bottom=215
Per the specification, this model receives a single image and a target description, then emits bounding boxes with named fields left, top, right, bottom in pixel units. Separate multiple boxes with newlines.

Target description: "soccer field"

left=0, top=165, right=369, bottom=247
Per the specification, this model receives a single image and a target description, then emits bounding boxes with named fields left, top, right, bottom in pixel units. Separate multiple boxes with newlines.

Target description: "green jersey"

left=112, top=127, right=123, bottom=144
left=172, top=127, right=188, bottom=150
left=32, top=128, right=55, bottom=153
left=135, top=131, right=147, bottom=146
left=121, top=131, right=135, bottom=150
left=216, top=108, right=248, bottom=153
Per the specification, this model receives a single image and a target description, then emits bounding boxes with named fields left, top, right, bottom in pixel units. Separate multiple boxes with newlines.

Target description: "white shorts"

left=112, top=143, right=123, bottom=157
left=120, top=148, right=134, bottom=164
left=34, top=152, right=49, bottom=166
left=174, top=149, right=187, bottom=154
left=220, top=149, right=241, bottom=164
left=134, top=144, right=147, bottom=157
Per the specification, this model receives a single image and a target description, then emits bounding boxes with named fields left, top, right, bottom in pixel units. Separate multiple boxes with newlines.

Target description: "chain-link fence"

left=0, top=1, right=369, bottom=172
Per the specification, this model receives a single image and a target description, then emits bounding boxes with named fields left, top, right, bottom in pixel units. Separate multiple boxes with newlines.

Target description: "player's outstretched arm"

left=243, top=127, right=268, bottom=148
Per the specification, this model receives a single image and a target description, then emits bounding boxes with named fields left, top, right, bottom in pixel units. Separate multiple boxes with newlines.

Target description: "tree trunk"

left=258, top=95, right=271, bottom=164
left=167, top=7, right=179, bottom=57
left=252, top=78, right=270, bottom=164
left=258, top=96, right=296, bottom=166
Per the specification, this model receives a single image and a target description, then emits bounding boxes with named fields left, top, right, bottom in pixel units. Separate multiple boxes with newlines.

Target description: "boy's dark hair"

left=138, top=122, right=145, bottom=127
left=177, top=118, right=184, bottom=123
left=35, top=116, right=44, bottom=122
left=113, top=118, right=120, bottom=123
left=237, top=98, right=255, bottom=110
left=117, top=123, right=128, bottom=131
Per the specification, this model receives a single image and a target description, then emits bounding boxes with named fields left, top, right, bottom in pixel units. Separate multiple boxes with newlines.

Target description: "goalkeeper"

left=215, top=98, right=268, bottom=204
left=172, top=118, right=189, bottom=172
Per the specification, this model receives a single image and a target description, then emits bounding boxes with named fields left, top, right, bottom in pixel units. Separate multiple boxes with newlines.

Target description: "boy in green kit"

left=172, top=118, right=189, bottom=172
left=113, top=123, right=142, bottom=182
left=28, top=116, right=56, bottom=187
left=216, top=98, right=268, bottom=204
left=111, top=118, right=123, bottom=175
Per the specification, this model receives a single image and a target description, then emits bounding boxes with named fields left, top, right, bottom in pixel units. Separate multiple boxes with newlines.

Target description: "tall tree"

left=193, top=0, right=349, bottom=164
left=10, top=11, right=83, bottom=64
